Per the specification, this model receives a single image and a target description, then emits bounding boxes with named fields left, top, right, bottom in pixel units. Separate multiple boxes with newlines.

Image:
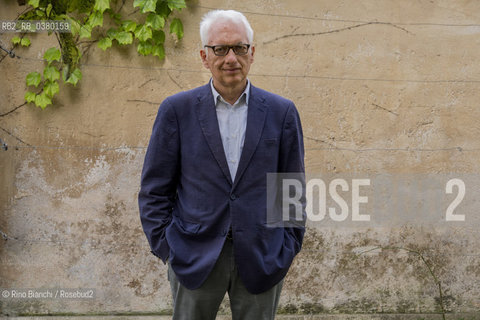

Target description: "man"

left=139, top=9, right=306, bottom=320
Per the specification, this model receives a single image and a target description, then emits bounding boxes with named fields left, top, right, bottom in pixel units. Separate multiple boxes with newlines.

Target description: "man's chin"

left=221, top=77, right=246, bottom=88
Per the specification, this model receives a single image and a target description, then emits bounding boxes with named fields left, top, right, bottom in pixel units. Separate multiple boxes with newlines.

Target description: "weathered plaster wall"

left=1, top=0, right=480, bottom=317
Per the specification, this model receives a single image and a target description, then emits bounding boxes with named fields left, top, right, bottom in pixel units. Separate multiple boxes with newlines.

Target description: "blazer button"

left=230, top=194, right=237, bottom=200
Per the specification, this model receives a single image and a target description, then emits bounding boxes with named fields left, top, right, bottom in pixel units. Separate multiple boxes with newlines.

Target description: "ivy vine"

left=12, top=0, right=185, bottom=109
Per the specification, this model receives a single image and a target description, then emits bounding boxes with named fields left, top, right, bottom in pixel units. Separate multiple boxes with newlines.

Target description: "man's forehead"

left=209, top=20, right=247, bottom=37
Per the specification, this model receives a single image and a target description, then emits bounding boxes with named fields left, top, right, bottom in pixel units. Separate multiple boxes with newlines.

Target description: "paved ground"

left=3, top=314, right=479, bottom=320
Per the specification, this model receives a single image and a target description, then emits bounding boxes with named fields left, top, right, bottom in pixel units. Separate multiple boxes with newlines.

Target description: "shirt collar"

left=210, top=79, right=250, bottom=107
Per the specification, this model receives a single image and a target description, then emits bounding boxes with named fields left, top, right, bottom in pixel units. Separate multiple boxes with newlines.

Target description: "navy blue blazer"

left=139, top=83, right=306, bottom=294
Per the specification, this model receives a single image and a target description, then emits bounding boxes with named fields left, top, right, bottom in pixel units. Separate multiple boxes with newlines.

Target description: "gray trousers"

left=168, top=239, right=283, bottom=320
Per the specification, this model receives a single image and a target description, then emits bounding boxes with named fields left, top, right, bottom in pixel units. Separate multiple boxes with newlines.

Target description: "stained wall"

left=1, top=0, right=479, bottom=316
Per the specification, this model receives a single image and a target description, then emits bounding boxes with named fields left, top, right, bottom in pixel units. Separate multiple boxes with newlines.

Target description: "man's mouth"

left=223, top=68, right=240, bottom=73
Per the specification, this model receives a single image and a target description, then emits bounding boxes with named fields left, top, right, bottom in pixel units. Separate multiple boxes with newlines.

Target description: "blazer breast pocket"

left=257, top=138, right=279, bottom=166
left=263, top=138, right=278, bottom=147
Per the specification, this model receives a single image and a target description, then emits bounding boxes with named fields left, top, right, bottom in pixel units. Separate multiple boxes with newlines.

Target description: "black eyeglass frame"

left=204, top=44, right=251, bottom=56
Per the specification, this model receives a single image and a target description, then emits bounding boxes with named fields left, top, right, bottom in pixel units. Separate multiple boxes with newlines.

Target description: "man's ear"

left=200, top=49, right=209, bottom=69
left=250, top=45, right=255, bottom=63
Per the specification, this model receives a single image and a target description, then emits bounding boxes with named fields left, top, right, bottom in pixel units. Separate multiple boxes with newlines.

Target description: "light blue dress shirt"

left=210, top=80, right=250, bottom=181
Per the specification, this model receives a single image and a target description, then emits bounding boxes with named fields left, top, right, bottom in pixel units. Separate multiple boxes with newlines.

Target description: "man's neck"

left=213, top=81, right=247, bottom=105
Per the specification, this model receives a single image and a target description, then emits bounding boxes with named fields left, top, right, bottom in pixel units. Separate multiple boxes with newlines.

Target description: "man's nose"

left=224, top=48, right=238, bottom=63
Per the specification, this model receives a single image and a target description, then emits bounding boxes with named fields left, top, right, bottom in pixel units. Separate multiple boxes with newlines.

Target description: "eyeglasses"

left=204, top=44, right=250, bottom=56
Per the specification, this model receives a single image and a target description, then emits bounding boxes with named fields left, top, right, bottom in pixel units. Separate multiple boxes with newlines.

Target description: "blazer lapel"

left=195, top=85, right=233, bottom=185
left=233, top=86, right=268, bottom=187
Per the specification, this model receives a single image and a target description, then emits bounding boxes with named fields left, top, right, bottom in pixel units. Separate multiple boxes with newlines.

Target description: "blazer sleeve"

left=278, top=102, right=306, bottom=254
left=138, top=98, right=180, bottom=263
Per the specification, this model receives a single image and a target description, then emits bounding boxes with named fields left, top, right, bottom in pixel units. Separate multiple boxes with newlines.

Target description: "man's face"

left=200, top=21, right=255, bottom=92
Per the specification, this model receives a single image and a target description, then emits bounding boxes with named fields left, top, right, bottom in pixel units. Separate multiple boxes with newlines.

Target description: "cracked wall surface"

left=1, top=0, right=480, bottom=317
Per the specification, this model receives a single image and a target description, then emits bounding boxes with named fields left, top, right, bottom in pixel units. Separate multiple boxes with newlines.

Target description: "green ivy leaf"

left=137, top=41, right=153, bottom=56
left=66, top=16, right=81, bottom=36
left=152, top=43, right=165, bottom=60
left=66, top=68, right=82, bottom=86
left=169, top=18, right=183, bottom=39
left=167, top=0, right=186, bottom=10
left=44, top=47, right=61, bottom=65
left=94, top=0, right=110, bottom=13
left=142, top=0, right=158, bottom=13
left=35, top=8, right=46, bottom=18
left=115, top=31, right=133, bottom=45
left=45, top=3, right=53, bottom=17
left=89, top=10, right=104, bottom=28
left=11, top=36, right=21, bottom=45
left=20, top=37, right=31, bottom=47
left=152, top=30, right=165, bottom=44
left=98, top=37, right=112, bottom=50
left=62, top=68, right=69, bottom=82
left=146, top=13, right=165, bottom=30
left=135, top=24, right=152, bottom=42
left=44, top=65, right=60, bottom=82
left=35, top=92, right=52, bottom=109
left=122, top=20, right=137, bottom=33
left=156, top=1, right=171, bottom=17
left=106, top=28, right=118, bottom=38
left=25, top=91, right=36, bottom=103
left=46, top=3, right=53, bottom=17
left=44, top=80, right=60, bottom=98
left=26, top=72, right=42, bottom=87
left=28, top=0, right=40, bottom=8
left=79, top=23, right=92, bottom=39
left=133, top=0, right=146, bottom=9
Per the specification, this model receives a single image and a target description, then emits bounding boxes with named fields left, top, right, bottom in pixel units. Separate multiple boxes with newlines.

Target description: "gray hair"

left=199, top=10, right=254, bottom=47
